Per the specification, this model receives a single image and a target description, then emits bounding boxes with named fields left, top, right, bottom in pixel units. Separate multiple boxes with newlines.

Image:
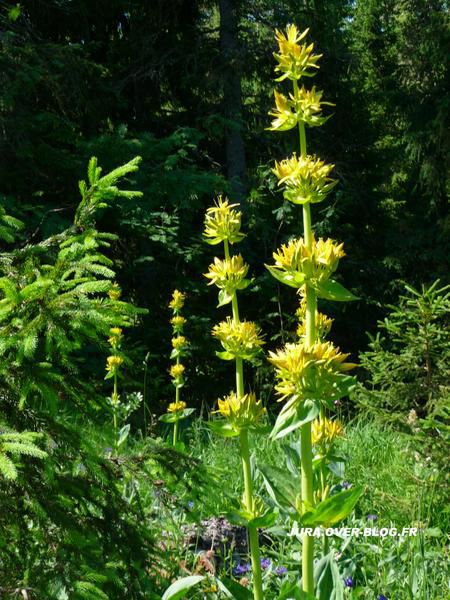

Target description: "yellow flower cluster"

left=213, top=318, right=264, bottom=360
left=171, top=335, right=187, bottom=351
left=106, top=355, right=123, bottom=373
left=108, top=282, right=121, bottom=301
left=273, top=154, right=337, bottom=205
left=269, top=236, right=345, bottom=287
left=268, top=341, right=356, bottom=401
left=171, top=315, right=186, bottom=331
left=170, top=363, right=185, bottom=380
left=204, top=254, right=249, bottom=294
left=169, top=289, right=185, bottom=312
left=108, top=327, right=123, bottom=349
left=217, top=391, right=266, bottom=431
left=203, top=196, right=245, bottom=246
left=311, top=417, right=344, bottom=446
left=269, top=87, right=332, bottom=132
left=167, top=400, right=187, bottom=414
left=274, top=25, right=322, bottom=82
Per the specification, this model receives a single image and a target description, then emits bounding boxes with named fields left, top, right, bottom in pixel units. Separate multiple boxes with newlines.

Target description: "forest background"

left=1, top=0, right=449, bottom=411
left=0, top=1, right=449, bottom=598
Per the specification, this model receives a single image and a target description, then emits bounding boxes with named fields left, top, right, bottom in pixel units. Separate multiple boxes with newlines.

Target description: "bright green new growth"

left=0, top=429, right=47, bottom=480
left=268, top=24, right=359, bottom=595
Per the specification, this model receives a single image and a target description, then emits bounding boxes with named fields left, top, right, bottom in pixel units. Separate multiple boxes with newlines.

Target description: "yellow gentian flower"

left=169, top=289, right=185, bottom=312
left=273, top=153, right=337, bottom=205
left=311, top=417, right=344, bottom=446
left=171, top=335, right=187, bottom=350
left=268, top=341, right=356, bottom=401
left=267, top=236, right=345, bottom=288
left=108, top=283, right=121, bottom=301
left=274, top=24, right=322, bottom=81
left=213, top=318, right=264, bottom=360
left=106, top=355, right=123, bottom=372
left=167, top=400, right=187, bottom=413
left=217, top=391, right=266, bottom=431
left=203, top=196, right=245, bottom=246
left=204, top=254, right=249, bottom=294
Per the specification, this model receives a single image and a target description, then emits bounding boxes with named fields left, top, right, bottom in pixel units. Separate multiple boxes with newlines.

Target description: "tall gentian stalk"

left=204, top=197, right=267, bottom=600
left=266, top=25, right=358, bottom=595
left=162, top=289, right=192, bottom=445
left=105, top=284, right=125, bottom=449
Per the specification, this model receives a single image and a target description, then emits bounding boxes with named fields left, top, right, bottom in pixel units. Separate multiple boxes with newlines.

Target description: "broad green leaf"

left=117, top=424, right=130, bottom=447
left=266, top=265, right=306, bottom=289
left=259, top=464, right=299, bottom=513
left=218, top=578, right=253, bottom=600
left=162, top=575, right=205, bottom=600
left=278, top=581, right=317, bottom=600
left=250, top=508, right=279, bottom=529
left=271, top=398, right=320, bottom=440
left=208, top=420, right=239, bottom=437
left=314, top=553, right=344, bottom=600
left=159, top=413, right=179, bottom=424
left=314, top=279, right=358, bottom=302
left=218, top=289, right=233, bottom=307
left=215, top=350, right=235, bottom=361
left=301, top=486, right=363, bottom=527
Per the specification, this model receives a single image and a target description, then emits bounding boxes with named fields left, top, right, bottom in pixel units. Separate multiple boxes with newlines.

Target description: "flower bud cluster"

left=216, top=391, right=266, bottom=432
left=169, top=289, right=188, bottom=388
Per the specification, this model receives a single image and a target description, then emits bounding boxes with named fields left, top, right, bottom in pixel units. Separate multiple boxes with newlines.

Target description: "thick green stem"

left=296, top=84, right=315, bottom=596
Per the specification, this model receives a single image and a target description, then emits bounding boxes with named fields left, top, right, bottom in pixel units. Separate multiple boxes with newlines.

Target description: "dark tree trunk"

left=219, top=0, right=247, bottom=206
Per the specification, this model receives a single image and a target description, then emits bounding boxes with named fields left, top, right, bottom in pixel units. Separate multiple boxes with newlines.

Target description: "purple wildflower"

left=233, top=563, right=251, bottom=576
left=377, top=596, right=388, bottom=600
left=367, top=514, right=378, bottom=521
left=344, top=576, right=354, bottom=588
left=260, top=558, right=271, bottom=570
left=275, top=566, right=288, bottom=576
left=342, top=481, right=352, bottom=490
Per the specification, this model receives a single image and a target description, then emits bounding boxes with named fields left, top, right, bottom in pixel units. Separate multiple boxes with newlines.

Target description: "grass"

left=176, top=414, right=449, bottom=599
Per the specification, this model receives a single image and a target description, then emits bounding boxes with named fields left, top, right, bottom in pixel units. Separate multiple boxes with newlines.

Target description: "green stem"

left=173, top=385, right=180, bottom=445
left=320, top=461, right=329, bottom=554
left=223, top=237, right=264, bottom=600
left=296, top=80, right=315, bottom=597
left=240, top=429, right=264, bottom=600
left=113, top=372, right=118, bottom=448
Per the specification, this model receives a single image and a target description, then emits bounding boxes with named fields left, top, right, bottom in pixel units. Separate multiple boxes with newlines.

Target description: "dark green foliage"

left=0, top=157, right=213, bottom=597
left=355, top=280, right=450, bottom=416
